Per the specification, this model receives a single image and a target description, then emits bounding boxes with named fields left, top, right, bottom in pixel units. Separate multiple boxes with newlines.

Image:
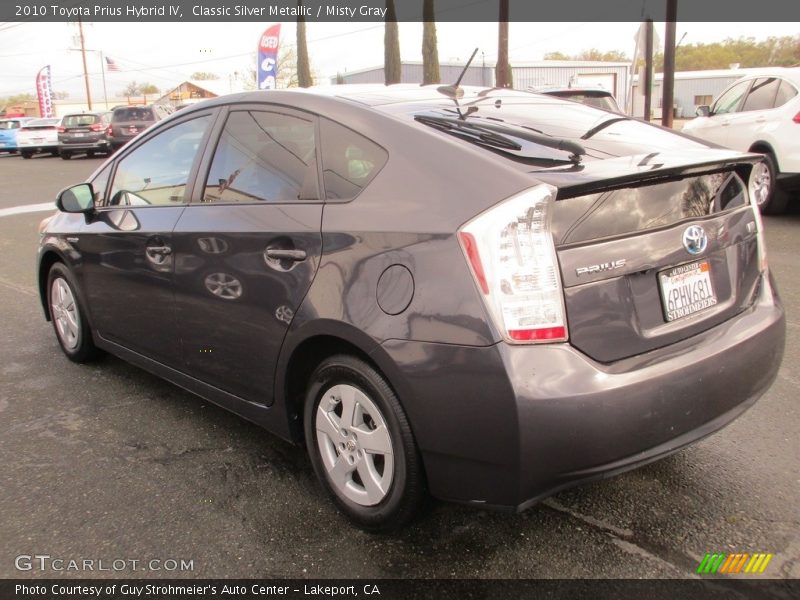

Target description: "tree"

left=495, top=0, right=511, bottom=88
left=242, top=42, right=303, bottom=90
left=544, top=49, right=630, bottom=62
left=53, top=90, right=70, bottom=100
left=422, top=0, right=440, bottom=85
left=653, top=35, right=800, bottom=71
left=191, top=71, right=220, bottom=80
left=122, top=81, right=141, bottom=97
left=296, top=2, right=313, bottom=88
left=384, top=0, right=401, bottom=85
left=140, top=83, right=159, bottom=94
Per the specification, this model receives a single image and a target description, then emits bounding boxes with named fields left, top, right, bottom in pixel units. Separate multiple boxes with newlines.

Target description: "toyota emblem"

left=682, top=225, right=708, bottom=255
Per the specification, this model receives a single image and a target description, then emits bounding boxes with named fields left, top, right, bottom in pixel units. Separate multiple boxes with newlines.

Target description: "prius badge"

left=576, top=259, right=626, bottom=277
left=683, top=225, right=708, bottom=255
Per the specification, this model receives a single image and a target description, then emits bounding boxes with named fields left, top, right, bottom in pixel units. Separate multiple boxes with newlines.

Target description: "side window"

left=107, top=115, right=210, bottom=207
left=319, top=118, right=388, bottom=201
left=712, top=81, right=751, bottom=115
left=90, top=164, right=113, bottom=206
left=203, top=110, right=317, bottom=203
left=774, top=80, right=799, bottom=108
left=741, top=78, right=780, bottom=112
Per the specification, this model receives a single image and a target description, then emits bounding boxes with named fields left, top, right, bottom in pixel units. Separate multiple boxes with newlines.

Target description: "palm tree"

left=384, top=0, right=401, bottom=85
left=495, top=0, right=512, bottom=88
left=422, top=0, right=440, bottom=85
left=296, top=2, right=313, bottom=88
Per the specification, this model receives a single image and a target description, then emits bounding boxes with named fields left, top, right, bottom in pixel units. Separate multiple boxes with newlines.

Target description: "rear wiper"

left=415, top=115, right=521, bottom=151
left=581, top=116, right=631, bottom=140
left=415, top=114, right=585, bottom=163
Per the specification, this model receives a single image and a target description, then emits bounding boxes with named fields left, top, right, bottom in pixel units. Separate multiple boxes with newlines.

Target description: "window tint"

left=63, top=114, right=100, bottom=127
left=319, top=118, right=387, bottom=201
left=712, top=81, right=750, bottom=115
left=742, top=78, right=780, bottom=112
left=203, top=110, right=317, bottom=203
left=113, top=107, right=155, bottom=122
left=90, top=164, right=113, bottom=206
left=107, top=115, right=210, bottom=207
left=775, top=80, right=799, bottom=108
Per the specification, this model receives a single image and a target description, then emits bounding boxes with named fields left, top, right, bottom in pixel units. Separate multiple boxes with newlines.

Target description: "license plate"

left=74, top=132, right=84, bottom=137
left=659, top=261, right=717, bottom=322
left=128, top=128, right=138, bottom=134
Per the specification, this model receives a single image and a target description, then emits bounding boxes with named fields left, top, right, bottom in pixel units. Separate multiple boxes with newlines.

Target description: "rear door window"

left=319, top=118, right=388, bottom=201
left=202, top=110, right=318, bottom=203
left=774, top=80, right=799, bottom=108
left=741, top=78, right=780, bottom=112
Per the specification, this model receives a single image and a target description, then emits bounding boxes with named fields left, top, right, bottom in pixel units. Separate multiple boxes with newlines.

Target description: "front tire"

left=46, top=263, right=99, bottom=363
left=304, top=355, right=426, bottom=531
left=60, top=151, right=71, bottom=160
left=21, top=151, right=32, bottom=159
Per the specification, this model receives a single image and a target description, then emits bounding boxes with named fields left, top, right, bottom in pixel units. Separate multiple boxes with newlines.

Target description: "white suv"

left=683, top=68, right=800, bottom=214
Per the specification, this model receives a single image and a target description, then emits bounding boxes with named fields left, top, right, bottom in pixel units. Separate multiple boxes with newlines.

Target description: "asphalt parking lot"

left=0, top=152, right=797, bottom=580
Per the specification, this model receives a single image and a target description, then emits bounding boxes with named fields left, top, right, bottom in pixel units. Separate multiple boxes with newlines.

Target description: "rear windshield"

left=23, top=118, right=60, bottom=128
left=64, top=115, right=100, bottom=127
left=552, top=172, right=748, bottom=246
left=113, top=108, right=154, bottom=122
left=551, top=93, right=619, bottom=112
left=0, top=121, right=21, bottom=130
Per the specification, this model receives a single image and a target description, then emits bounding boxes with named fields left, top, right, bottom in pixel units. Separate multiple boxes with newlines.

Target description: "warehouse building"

left=334, top=60, right=631, bottom=111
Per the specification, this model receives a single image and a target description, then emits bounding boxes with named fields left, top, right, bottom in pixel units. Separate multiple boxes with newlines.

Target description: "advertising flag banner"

left=257, top=24, right=281, bottom=89
left=35, top=65, right=54, bottom=117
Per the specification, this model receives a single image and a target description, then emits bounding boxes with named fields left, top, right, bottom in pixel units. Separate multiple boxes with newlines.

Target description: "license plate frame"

left=658, top=260, right=718, bottom=322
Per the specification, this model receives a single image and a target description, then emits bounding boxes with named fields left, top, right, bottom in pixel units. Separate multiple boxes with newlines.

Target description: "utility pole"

left=77, top=18, right=93, bottom=110
left=643, top=19, right=653, bottom=122
left=496, top=0, right=510, bottom=88
left=662, top=0, right=678, bottom=128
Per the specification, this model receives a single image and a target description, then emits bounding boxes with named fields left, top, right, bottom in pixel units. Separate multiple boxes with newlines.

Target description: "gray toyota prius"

left=38, top=85, right=785, bottom=530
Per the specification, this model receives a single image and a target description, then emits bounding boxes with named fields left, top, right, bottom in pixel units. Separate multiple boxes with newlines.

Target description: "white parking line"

left=0, top=202, right=55, bottom=218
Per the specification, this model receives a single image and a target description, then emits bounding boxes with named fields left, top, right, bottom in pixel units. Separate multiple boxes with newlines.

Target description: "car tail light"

left=793, top=111, right=800, bottom=124
left=57, top=126, right=65, bottom=133
left=90, top=123, right=103, bottom=132
left=748, top=168, right=769, bottom=274
left=106, top=125, right=113, bottom=136
left=458, top=184, right=568, bottom=343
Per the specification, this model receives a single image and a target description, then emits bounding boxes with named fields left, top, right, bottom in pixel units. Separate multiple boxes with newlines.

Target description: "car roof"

left=531, top=86, right=614, bottom=96
left=733, top=66, right=800, bottom=86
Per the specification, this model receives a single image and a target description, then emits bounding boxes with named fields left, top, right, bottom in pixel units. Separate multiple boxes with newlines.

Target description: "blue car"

left=0, top=117, right=34, bottom=153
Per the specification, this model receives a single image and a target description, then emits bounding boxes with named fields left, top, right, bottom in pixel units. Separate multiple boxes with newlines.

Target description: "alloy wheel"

left=50, top=277, right=80, bottom=350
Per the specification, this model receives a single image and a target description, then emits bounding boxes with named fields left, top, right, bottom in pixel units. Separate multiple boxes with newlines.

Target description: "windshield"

left=113, top=108, right=154, bottom=122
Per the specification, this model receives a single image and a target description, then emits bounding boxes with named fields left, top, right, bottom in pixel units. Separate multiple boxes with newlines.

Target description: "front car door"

left=78, top=111, right=216, bottom=366
left=172, top=106, right=323, bottom=404
left=693, top=79, right=753, bottom=147
left=723, top=77, right=782, bottom=152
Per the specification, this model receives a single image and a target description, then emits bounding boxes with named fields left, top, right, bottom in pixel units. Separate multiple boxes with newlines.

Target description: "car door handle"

left=147, top=245, right=172, bottom=256
left=755, top=117, right=766, bottom=123
left=264, top=248, right=306, bottom=261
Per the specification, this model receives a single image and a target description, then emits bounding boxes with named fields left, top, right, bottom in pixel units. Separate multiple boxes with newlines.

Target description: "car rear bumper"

left=59, top=140, right=110, bottom=151
left=380, top=271, right=785, bottom=510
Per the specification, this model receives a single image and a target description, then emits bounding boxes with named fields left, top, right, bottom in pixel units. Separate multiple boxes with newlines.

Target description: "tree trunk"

left=296, top=3, right=313, bottom=88
left=384, top=0, right=401, bottom=85
left=422, top=0, right=440, bottom=85
left=495, top=0, right=511, bottom=88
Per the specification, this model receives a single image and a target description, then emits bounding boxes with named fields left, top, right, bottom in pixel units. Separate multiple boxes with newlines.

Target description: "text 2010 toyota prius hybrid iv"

left=38, top=85, right=785, bottom=530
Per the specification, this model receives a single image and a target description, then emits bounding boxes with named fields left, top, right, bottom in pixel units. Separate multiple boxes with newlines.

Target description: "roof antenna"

left=437, top=47, right=480, bottom=119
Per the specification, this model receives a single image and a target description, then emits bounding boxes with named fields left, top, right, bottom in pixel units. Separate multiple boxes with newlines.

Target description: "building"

left=333, top=60, right=632, bottom=111
left=631, top=68, right=763, bottom=119
left=156, top=79, right=250, bottom=106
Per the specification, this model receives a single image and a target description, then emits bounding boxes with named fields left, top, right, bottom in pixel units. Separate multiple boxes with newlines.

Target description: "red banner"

left=257, top=24, right=281, bottom=90
left=36, top=65, right=54, bottom=117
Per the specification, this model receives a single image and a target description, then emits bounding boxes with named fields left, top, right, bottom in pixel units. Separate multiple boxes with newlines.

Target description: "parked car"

left=58, top=112, right=112, bottom=159
left=682, top=67, right=800, bottom=214
left=532, top=86, right=622, bottom=113
left=17, top=117, right=62, bottom=158
left=106, top=105, right=169, bottom=150
left=0, top=116, right=34, bottom=153
left=38, top=85, right=785, bottom=530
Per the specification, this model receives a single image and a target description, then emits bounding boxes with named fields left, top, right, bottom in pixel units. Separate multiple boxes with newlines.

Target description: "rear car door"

left=172, top=105, right=323, bottom=405
left=723, top=77, right=782, bottom=151
left=78, top=111, right=216, bottom=366
left=693, top=80, right=752, bottom=147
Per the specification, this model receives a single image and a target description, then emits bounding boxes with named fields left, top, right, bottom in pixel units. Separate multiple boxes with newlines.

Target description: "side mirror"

left=696, top=105, right=711, bottom=118
left=56, top=183, right=95, bottom=214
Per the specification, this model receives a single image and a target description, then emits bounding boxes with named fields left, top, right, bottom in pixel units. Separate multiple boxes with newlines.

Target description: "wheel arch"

left=748, top=141, right=779, bottom=168
left=38, top=249, right=65, bottom=321
left=275, top=320, right=415, bottom=446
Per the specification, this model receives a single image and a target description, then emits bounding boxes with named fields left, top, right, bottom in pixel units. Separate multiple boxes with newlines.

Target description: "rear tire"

left=87, top=151, right=95, bottom=158
left=60, top=152, right=71, bottom=160
left=752, top=153, right=789, bottom=215
left=46, top=263, right=100, bottom=363
left=21, top=152, right=32, bottom=159
left=304, top=355, right=426, bottom=531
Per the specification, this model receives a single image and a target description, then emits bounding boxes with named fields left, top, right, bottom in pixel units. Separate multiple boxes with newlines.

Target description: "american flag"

left=105, top=56, right=120, bottom=72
